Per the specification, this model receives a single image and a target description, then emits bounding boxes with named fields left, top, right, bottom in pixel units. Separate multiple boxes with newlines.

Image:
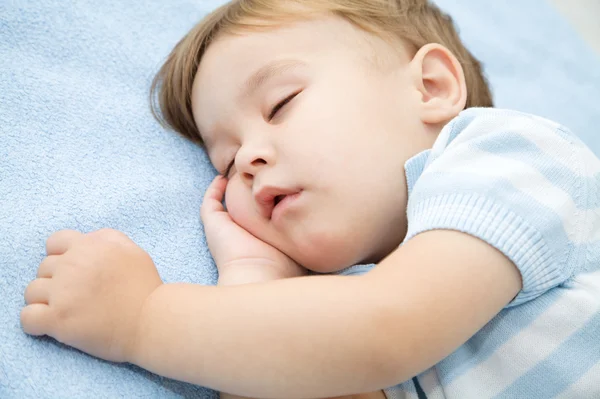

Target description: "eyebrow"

left=242, top=59, right=307, bottom=99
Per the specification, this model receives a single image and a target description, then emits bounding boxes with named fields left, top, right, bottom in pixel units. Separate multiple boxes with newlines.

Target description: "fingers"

left=201, top=175, right=228, bottom=221
left=24, top=278, right=52, bottom=305
left=20, top=303, right=54, bottom=336
left=46, top=230, right=83, bottom=256
left=21, top=256, right=59, bottom=337
left=204, top=175, right=228, bottom=203
left=37, top=255, right=59, bottom=278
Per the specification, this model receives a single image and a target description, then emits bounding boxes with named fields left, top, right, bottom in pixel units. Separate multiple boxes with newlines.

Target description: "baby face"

left=192, top=16, right=434, bottom=272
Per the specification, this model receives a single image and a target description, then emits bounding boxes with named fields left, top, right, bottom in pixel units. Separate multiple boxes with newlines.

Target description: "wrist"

left=128, top=284, right=165, bottom=366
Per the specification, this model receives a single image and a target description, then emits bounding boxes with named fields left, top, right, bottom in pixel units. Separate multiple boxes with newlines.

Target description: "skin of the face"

left=191, top=16, right=441, bottom=273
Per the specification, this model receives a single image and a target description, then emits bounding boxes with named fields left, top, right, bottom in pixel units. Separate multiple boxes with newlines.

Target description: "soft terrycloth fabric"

left=0, top=0, right=599, bottom=398
left=382, top=108, right=600, bottom=398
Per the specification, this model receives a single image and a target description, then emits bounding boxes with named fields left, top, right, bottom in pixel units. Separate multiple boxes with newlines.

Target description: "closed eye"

left=269, top=91, right=301, bottom=121
left=221, top=91, right=301, bottom=176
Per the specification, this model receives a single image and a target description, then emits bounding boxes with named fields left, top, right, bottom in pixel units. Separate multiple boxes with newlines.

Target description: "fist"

left=21, top=229, right=163, bottom=363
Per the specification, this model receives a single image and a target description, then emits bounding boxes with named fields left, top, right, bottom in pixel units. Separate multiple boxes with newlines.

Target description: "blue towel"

left=1, top=0, right=599, bottom=398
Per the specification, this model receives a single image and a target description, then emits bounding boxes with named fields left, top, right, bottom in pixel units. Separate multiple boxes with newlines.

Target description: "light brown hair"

left=150, top=0, right=493, bottom=145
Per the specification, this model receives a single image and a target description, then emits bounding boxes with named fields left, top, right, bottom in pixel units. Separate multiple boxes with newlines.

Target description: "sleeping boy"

left=21, top=1, right=600, bottom=398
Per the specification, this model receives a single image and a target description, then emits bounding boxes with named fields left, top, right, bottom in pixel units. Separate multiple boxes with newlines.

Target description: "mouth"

left=274, top=195, right=286, bottom=207
left=255, top=186, right=302, bottom=220
left=271, top=191, right=302, bottom=221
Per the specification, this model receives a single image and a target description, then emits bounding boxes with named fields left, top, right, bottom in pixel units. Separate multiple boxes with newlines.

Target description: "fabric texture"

left=384, top=108, right=600, bottom=398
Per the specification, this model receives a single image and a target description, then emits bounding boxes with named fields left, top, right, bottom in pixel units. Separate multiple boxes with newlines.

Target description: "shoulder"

left=429, top=107, right=582, bottom=165
left=406, top=108, right=600, bottom=306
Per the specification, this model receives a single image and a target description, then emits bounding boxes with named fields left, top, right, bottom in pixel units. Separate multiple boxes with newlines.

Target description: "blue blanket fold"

left=1, top=0, right=599, bottom=398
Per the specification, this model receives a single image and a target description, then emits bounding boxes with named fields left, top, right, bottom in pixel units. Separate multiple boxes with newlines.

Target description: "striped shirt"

left=365, top=108, right=600, bottom=398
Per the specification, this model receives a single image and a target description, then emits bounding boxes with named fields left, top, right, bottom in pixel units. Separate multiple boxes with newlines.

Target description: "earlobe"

left=410, top=43, right=467, bottom=124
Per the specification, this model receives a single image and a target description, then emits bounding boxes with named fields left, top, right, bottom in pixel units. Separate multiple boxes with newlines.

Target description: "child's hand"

left=20, top=229, right=163, bottom=363
left=202, top=176, right=307, bottom=285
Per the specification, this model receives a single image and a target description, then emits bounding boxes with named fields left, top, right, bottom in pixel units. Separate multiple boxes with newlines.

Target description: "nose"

left=235, top=140, right=275, bottom=185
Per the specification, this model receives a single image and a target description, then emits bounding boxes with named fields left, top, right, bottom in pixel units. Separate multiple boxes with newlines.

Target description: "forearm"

left=132, top=275, right=403, bottom=398
left=217, top=266, right=292, bottom=399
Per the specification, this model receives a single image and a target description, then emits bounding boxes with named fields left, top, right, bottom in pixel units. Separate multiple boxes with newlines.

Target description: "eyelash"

left=268, top=91, right=300, bottom=120
left=222, top=91, right=301, bottom=177
left=223, top=158, right=235, bottom=178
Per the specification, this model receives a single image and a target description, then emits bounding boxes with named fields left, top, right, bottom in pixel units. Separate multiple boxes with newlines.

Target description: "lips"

left=254, top=185, right=301, bottom=219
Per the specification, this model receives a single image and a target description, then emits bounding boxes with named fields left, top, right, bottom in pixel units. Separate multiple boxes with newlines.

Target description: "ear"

left=409, top=43, right=467, bottom=124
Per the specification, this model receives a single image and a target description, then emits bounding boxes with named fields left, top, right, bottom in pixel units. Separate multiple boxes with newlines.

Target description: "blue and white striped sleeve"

left=405, top=108, right=600, bottom=307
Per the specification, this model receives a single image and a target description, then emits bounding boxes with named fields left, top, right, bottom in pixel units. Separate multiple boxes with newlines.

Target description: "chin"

left=294, top=240, right=362, bottom=274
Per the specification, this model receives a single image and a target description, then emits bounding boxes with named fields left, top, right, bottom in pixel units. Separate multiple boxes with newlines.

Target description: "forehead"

left=191, top=17, right=382, bottom=138
left=198, top=16, right=370, bottom=81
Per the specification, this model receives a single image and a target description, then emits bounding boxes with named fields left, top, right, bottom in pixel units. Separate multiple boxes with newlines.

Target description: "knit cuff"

left=406, top=193, right=565, bottom=307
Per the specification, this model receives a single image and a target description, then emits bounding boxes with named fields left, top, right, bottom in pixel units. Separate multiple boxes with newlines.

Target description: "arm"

left=217, top=255, right=308, bottom=399
left=132, top=230, right=521, bottom=398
